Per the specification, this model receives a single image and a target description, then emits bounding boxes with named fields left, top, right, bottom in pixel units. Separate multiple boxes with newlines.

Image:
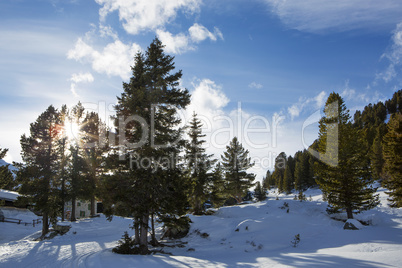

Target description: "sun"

left=64, top=120, right=81, bottom=142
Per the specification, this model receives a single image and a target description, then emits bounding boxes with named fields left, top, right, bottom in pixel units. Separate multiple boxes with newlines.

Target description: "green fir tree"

left=17, top=105, right=63, bottom=236
left=221, top=137, right=255, bottom=203
left=383, top=113, right=402, bottom=207
left=103, top=38, right=190, bottom=254
left=185, top=112, right=217, bottom=215
left=315, top=92, right=379, bottom=219
left=0, top=148, right=16, bottom=191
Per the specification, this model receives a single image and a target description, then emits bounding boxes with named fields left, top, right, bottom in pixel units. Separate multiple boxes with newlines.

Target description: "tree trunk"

left=150, top=212, right=157, bottom=246
left=61, top=178, right=65, bottom=222
left=139, top=213, right=149, bottom=254
left=235, top=194, right=243, bottom=204
left=194, top=198, right=202, bottom=215
left=71, top=197, right=76, bottom=222
left=134, top=217, right=140, bottom=245
left=90, top=195, right=96, bottom=217
left=346, top=207, right=353, bottom=219
left=42, top=211, right=49, bottom=237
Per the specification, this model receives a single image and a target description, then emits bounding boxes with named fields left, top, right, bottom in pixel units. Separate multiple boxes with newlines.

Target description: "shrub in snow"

left=162, top=216, right=191, bottom=239
left=298, top=191, right=307, bottom=202
left=113, top=232, right=138, bottom=255
left=194, top=229, right=209, bottom=238
left=279, top=202, right=289, bottom=209
left=291, top=234, right=300, bottom=247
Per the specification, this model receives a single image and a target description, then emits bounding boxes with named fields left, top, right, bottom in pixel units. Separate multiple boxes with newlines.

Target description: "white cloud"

left=186, top=79, right=229, bottom=119
left=67, top=38, right=141, bottom=80
left=314, top=91, right=327, bottom=107
left=248, top=82, right=263, bottom=89
left=189, top=23, right=224, bottom=43
left=95, top=0, right=201, bottom=35
left=157, top=23, right=224, bottom=54
left=264, top=0, right=402, bottom=33
left=66, top=38, right=94, bottom=61
left=377, top=23, right=402, bottom=83
left=99, top=24, right=119, bottom=40
left=340, top=80, right=385, bottom=105
left=287, top=91, right=327, bottom=120
left=69, top=72, right=94, bottom=97
left=70, top=72, right=94, bottom=83
left=156, top=29, right=193, bottom=54
left=288, top=103, right=301, bottom=120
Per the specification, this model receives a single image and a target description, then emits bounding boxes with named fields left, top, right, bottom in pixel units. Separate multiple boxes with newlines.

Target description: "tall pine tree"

left=185, top=112, right=217, bottom=215
left=315, top=92, right=379, bottom=219
left=103, top=38, right=190, bottom=254
left=18, top=105, right=63, bottom=236
left=272, top=152, right=286, bottom=193
left=81, top=111, right=108, bottom=217
left=383, top=113, right=402, bottom=207
left=221, top=137, right=255, bottom=203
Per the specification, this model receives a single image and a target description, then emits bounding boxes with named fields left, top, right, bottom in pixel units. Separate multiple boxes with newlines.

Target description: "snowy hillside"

left=1, top=188, right=401, bottom=267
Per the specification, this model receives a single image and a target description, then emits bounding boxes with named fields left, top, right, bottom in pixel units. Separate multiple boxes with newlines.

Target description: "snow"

left=344, top=219, right=364, bottom=229
left=0, top=189, right=20, bottom=201
left=1, top=187, right=402, bottom=267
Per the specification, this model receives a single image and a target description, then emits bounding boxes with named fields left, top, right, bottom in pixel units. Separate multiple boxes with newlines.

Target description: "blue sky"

left=1, top=0, right=402, bottom=178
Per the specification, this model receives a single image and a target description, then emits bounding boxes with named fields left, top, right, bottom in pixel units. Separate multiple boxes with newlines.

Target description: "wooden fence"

left=0, top=216, right=41, bottom=227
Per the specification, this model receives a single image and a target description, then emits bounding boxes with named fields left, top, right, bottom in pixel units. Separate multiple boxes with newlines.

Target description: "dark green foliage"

left=262, top=170, right=274, bottom=190
left=17, top=105, right=63, bottom=236
left=283, top=164, right=293, bottom=194
left=0, top=148, right=16, bottom=191
left=112, top=232, right=139, bottom=255
left=80, top=111, right=109, bottom=217
left=254, top=181, right=266, bottom=201
left=161, top=215, right=191, bottom=239
left=185, top=112, right=217, bottom=215
left=209, top=163, right=228, bottom=208
left=298, top=191, right=307, bottom=202
left=382, top=113, right=402, bottom=207
left=243, top=191, right=253, bottom=202
left=294, top=150, right=316, bottom=191
left=371, top=132, right=385, bottom=181
left=385, top=90, right=402, bottom=114
left=103, top=38, right=191, bottom=254
left=65, top=103, right=92, bottom=222
left=221, top=137, right=255, bottom=203
left=315, top=92, right=379, bottom=219
left=272, top=152, right=286, bottom=193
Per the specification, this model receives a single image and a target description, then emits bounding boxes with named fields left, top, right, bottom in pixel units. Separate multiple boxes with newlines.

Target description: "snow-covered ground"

left=1, top=188, right=402, bottom=267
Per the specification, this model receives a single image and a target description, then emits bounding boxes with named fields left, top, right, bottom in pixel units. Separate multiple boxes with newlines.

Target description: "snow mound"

left=0, top=189, right=19, bottom=201
left=344, top=219, right=364, bottom=230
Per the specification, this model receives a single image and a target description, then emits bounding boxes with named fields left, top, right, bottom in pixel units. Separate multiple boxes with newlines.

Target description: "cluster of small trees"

left=262, top=150, right=317, bottom=194
left=12, top=103, right=107, bottom=236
